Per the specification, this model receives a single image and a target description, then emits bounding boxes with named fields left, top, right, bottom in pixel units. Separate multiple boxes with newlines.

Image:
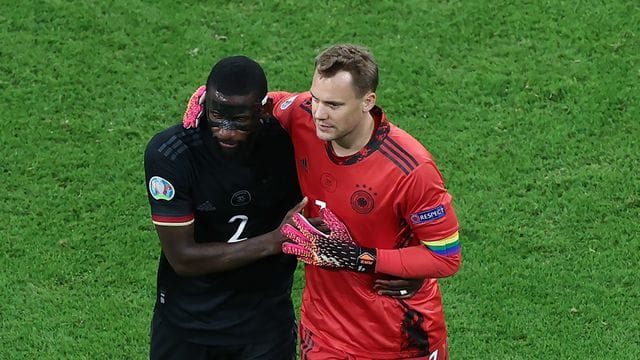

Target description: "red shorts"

left=299, top=324, right=448, bottom=360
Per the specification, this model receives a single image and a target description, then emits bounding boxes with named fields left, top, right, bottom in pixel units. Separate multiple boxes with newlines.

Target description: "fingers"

left=287, top=197, right=308, bottom=216
left=374, top=288, right=413, bottom=298
left=280, top=197, right=308, bottom=229
left=293, top=253, right=317, bottom=266
left=282, top=242, right=312, bottom=258
left=374, top=287, right=414, bottom=298
left=373, top=278, right=423, bottom=298
left=292, top=213, right=327, bottom=238
left=183, top=86, right=207, bottom=129
left=306, top=217, right=329, bottom=234
left=280, top=224, right=313, bottom=247
left=373, top=279, right=409, bottom=289
left=319, top=208, right=351, bottom=240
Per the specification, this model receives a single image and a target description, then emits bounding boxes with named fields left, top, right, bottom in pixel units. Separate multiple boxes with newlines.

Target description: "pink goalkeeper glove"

left=281, top=208, right=377, bottom=273
left=182, top=85, right=206, bottom=129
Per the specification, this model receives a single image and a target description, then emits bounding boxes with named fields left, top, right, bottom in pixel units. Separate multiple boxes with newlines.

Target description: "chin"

left=315, top=129, right=334, bottom=142
left=214, top=142, right=240, bottom=156
left=220, top=148, right=238, bottom=156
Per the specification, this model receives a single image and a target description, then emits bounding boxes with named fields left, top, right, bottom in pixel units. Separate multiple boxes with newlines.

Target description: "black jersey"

left=144, top=118, right=301, bottom=345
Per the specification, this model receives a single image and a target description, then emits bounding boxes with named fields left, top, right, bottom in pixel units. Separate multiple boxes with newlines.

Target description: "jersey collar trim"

left=325, top=106, right=390, bottom=165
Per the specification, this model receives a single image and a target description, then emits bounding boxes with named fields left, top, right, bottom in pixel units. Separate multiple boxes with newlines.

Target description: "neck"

left=331, top=112, right=375, bottom=157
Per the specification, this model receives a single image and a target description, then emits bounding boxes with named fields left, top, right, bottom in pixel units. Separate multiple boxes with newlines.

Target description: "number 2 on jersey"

left=227, top=215, right=248, bottom=243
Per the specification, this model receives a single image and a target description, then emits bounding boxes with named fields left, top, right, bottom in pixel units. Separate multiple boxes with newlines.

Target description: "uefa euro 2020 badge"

left=149, top=176, right=175, bottom=201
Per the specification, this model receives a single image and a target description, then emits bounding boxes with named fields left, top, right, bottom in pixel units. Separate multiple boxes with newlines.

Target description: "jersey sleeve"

left=399, top=162, right=459, bottom=245
left=374, top=159, right=461, bottom=278
left=144, top=140, right=194, bottom=226
left=270, top=91, right=301, bottom=132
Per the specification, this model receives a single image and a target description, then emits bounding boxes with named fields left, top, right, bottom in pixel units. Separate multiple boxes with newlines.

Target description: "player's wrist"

left=353, top=246, right=377, bottom=273
left=255, top=230, right=285, bottom=257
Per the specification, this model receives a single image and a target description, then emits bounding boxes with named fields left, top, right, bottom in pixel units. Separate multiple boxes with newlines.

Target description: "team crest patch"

left=230, top=190, right=252, bottom=206
left=320, top=173, right=337, bottom=193
left=410, top=205, right=445, bottom=225
left=351, top=184, right=376, bottom=214
left=280, top=95, right=298, bottom=110
left=149, top=176, right=175, bottom=201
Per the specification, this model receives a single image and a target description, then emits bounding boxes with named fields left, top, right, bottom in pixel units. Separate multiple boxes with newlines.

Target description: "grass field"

left=1, top=1, right=638, bottom=358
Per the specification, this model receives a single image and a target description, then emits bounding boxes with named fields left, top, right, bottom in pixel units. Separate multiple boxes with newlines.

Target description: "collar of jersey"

left=325, top=106, right=390, bottom=166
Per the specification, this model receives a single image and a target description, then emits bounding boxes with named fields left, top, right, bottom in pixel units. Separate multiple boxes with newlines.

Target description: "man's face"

left=205, top=89, right=262, bottom=155
left=309, top=70, right=373, bottom=145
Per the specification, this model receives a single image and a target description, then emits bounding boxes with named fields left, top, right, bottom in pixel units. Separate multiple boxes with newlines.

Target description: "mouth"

left=315, top=122, right=334, bottom=132
left=217, top=140, right=239, bottom=150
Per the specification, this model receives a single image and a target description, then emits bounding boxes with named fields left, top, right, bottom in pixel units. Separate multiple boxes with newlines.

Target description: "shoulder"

left=383, top=125, right=449, bottom=192
left=374, top=123, right=434, bottom=177
left=145, top=124, right=204, bottom=163
left=270, top=91, right=313, bottom=132
left=259, top=116, right=288, bottom=136
left=387, top=124, right=432, bottom=161
left=270, top=91, right=310, bottom=109
left=253, top=117, right=295, bottom=157
left=271, top=91, right=312, bottom=117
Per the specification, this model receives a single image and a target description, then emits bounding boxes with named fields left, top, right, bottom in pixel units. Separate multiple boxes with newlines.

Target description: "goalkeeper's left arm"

left=281, top=207, right=460, bottom=279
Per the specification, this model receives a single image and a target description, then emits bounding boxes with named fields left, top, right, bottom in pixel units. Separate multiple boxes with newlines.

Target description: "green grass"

left=1, top=1, right=638, bottom=358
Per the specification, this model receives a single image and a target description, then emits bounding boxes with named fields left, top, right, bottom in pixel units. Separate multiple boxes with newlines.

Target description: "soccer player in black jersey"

left=144, top=56, right=304, bottom=359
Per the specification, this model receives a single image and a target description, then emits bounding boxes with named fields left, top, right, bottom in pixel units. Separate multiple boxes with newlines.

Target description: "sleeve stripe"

left=151, top=214, right=194, bottom=226
left=152, top=219, right=194, bottom=226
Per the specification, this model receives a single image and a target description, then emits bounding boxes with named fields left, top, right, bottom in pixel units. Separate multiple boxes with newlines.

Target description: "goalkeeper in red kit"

left=271, top=44, right=461, bottom=359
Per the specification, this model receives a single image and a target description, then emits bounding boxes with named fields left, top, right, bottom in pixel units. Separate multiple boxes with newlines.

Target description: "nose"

left=214, top=127, right=234, bottom=140
left=313, top=103, right=328, bottom=120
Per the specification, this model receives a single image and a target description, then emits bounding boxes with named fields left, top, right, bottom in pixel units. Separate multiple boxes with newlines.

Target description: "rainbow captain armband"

left=422, top=232, right=460, bottom=256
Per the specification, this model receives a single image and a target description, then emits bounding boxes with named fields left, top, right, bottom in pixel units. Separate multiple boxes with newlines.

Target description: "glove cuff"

left=355, top=247, right=377, bottom=273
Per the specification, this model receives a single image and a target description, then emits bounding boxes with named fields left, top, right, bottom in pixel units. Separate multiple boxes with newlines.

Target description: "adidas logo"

left=197, top=201, right=216, bottom=212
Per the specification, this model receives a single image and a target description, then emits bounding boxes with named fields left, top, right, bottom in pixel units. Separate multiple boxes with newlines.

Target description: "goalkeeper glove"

left=281, top=208, right=377, bottom=273
left=183, top=85, right=206, bottom=129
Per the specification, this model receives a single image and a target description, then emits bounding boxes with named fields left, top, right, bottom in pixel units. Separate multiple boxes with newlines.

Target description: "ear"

left=362, top=92, right=376, bottom=112
left=260, top=96, right=274, bottom=119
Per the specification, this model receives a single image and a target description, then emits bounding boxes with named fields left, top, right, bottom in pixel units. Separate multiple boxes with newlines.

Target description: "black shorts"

left=150, top=312, right=297, bottom=360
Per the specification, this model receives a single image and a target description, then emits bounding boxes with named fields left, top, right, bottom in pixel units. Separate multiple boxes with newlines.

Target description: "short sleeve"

left=144, top=139, right=194, bottom=226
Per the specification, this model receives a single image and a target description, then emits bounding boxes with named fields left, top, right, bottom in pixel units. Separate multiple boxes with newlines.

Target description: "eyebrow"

left=309, top=91, right=344, bottom=106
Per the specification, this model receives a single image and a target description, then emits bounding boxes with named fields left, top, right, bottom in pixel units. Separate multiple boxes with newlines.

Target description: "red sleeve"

left=375, top=246, right=460, bottom=278
left=269, top=91, right=301, bottom=132
left=399, top=162, right=459, bottom=241
left=269, top=91, right=291, bottom=105
left=374, top=161, right=461, bottom=278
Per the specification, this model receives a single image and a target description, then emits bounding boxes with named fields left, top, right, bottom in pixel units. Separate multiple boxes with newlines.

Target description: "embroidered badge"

left=149, top=176, right=175, bottom=201
left=410, top=205, right=445, bottom=225
left=280, top=95, right=298, bottom=110
left=320, top=173, right=337, bottom=192
left=351, top=184, right=376, bottom=214
left=230, top=190, right=252, bottom=206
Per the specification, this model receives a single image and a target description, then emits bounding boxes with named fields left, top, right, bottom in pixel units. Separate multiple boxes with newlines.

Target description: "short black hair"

left=206, top=56, right=267, bottom=100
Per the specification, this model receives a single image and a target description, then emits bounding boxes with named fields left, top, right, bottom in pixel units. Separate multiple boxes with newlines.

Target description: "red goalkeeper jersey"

left=272, top=91, right=460, bottom=358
